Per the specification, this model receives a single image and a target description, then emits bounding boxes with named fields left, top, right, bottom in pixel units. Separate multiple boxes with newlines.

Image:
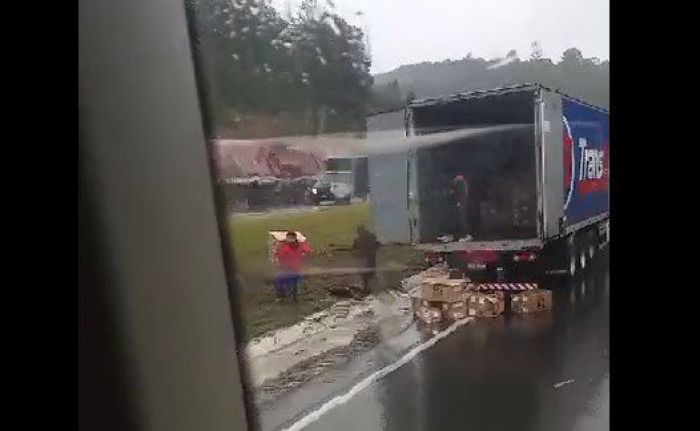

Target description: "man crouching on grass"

left=275, top=231, right=313, bottom=303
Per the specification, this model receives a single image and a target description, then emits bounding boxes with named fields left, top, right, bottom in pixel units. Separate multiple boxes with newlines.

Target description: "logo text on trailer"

left=578, top=138, right=605, bottom=181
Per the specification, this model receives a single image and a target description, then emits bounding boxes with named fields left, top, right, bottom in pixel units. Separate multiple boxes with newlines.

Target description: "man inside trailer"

left=451, top=174, right=472, bottom=241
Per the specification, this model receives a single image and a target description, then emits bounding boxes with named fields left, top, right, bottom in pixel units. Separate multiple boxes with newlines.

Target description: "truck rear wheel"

left=579, top=243, right=587, bottom=270
left=567, top=235, right=578, bottom=277
left=587, top=229, right=597, bottom=260
left=567, top=233, right=589, bottom=276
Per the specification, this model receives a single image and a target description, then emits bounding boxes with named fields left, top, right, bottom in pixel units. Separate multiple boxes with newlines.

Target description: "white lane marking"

left=281, top=317, right=475, bottom=431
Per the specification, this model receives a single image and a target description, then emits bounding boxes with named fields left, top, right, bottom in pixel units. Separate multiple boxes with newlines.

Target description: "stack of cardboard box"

left=413, top=278, right=469, bottom=323
left=413, top=277, right=511, bottom=323
left=410, top=276, right=553, bottom=324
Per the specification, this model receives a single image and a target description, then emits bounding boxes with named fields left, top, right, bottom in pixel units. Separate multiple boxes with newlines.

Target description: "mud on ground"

left=253, top=324, right=382, bottom=405
left=238, top=246, right=424, bottom=342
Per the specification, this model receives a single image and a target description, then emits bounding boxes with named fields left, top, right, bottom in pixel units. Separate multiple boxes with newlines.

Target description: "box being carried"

left=420, top=278, right=468, bottom=302
left=510, top=289, right=552, bottom=314
left=465, top=291, right=505, bottom=317
left=268, top=230, right=307, bottom=263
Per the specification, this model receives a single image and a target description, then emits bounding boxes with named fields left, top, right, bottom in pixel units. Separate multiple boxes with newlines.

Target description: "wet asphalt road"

left=258, top=250, right=609, bottom=431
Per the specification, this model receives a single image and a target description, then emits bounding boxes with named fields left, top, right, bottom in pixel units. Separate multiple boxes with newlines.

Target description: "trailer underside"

left=414, top=238, right=542, bottom=253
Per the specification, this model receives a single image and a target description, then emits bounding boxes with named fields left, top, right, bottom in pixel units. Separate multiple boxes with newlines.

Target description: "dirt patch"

left=254, top=324, right=382, bottom=405
left=237, top=274, right=338, bottom=343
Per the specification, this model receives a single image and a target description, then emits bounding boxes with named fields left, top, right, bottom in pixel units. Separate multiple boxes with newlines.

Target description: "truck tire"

left=579, top=241, right=587, bottom=271
left=567, top=235, right=578, bottom=277
left=587, top=229, right=597, bottom=260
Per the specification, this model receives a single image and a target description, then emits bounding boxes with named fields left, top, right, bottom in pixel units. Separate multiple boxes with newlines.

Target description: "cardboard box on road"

left=423, top=264, right=451, bottom=279
left=439, top=299, right=469, bottom=320
left=421, top=278, right=468, bottom=302
left=511, top=289, right=552, bottom=314
left=465, top=291, right=505, bottom=317
left=415, top=305, right=443, bottom=324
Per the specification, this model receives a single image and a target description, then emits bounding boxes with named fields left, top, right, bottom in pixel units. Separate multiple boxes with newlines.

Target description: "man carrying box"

left=275, top=231, right=313, bottom=303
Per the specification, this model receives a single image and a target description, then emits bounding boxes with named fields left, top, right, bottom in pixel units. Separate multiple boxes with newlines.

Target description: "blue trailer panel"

left=562, top=98, right=610, bottom=228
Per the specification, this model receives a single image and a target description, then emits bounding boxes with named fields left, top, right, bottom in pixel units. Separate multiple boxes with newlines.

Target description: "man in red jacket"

left=275, top=231, right=313, bottom=303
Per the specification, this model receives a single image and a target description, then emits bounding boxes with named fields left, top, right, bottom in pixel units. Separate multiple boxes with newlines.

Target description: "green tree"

left=286, top=0, right=373, bottom=132
left=372, top=47, right=609, bottom=109
left=188, top=0, right=373, bottom=135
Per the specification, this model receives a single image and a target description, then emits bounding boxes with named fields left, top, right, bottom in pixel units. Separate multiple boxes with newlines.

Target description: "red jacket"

left=276, top=241, right=312, bottom=272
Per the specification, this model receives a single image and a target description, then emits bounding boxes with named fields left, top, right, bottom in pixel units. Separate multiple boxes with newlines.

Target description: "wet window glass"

left=186, top=0, right=609, bottom=429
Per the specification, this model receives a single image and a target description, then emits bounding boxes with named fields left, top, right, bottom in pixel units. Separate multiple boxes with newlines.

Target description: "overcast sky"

left=273, top=0, right=609, bottom=74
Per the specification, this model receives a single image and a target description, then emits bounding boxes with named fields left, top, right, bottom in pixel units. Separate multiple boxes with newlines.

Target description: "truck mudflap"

left=470, top=283, right=539, bottom=291
left=598, top=219, right=610, bottom=248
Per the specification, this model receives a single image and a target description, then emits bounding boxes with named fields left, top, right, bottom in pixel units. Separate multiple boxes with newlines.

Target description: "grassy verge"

left=228, top=202, right=426, bottom=341
left=229, top=202, right=371, bottom=275
left=230, top=203, right=369, bottom=341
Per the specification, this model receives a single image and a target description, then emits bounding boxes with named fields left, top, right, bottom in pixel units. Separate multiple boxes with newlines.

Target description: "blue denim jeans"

left=276, top=273, right=301, bottom=302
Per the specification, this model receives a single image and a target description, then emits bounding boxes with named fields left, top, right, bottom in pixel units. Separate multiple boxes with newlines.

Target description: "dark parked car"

left=309, top=174, right=352, bottom=205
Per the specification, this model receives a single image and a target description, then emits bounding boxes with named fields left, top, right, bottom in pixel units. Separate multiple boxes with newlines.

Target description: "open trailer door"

left=408, top=85, right=540, bottom=245
left=538, top=88, right=566, bottom=240
left=367, top=109, right=412, bottom=244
